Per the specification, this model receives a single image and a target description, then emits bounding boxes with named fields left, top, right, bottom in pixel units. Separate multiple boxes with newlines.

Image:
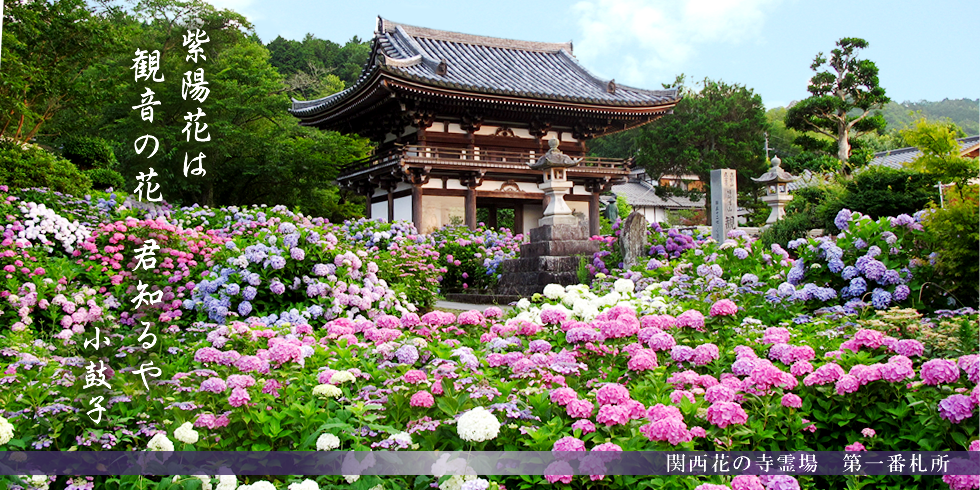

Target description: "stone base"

left=495, top=224, right=598, bottom=297
left=538, top=214, right=579, bottom=227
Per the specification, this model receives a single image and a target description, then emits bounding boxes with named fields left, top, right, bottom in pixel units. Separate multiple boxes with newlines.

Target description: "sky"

left=211, top=0, right=979, bottom=110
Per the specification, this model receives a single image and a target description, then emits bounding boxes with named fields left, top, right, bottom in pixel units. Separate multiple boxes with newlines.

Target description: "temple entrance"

left=477, top=206, right=515, bottom=232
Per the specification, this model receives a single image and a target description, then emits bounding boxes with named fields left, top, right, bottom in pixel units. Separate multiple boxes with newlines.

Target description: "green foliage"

left=616, top=194, right=631, bottom=219
left=62, top=136, right=118, bottom=170
left=881, top=99, right=979, bottom=136
left=785, top=38, right=889, bottom=163
left=760, top=210, right=814, bottom=248
left=901, top=117, right=979, bottom=192
left=635, top=75, right=768, bottom=210
left=838, top=166, right=938, bottom=220
left=0, top=0, right=127, bottom=142
left=0, top=139, right=92, bottom=196
left=85, top=168, right=126, bottom=191
left=266, top=33, right=371, bottom=91
left=921, top=186, right=980, bottom=307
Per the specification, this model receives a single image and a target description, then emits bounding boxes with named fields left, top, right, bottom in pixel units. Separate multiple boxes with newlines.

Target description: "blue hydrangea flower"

left=842, top=266, right=859, bottom=280
left=269, top=255, right=286, bottom=270
left=893, top=285, right=911, bottom=302
left=828, top=258, right=845, bottom=273
left=871, top=288, right=892, bottom=310
left=238, top=301, right=252, bottom=317
left=834, top=209, right=852, bottom=231
left=847, top=277, right=867, bottom=298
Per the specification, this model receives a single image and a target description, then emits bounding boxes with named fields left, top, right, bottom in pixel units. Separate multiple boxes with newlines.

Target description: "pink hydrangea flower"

left=761, top=327, right=790, bottom=344
left=706, top=401, right=748, bottom=428
left=553, top=435, right=586, bottom=452
left=571, top=419, right=595, bottom=434
left=732, top=475, right=765, bottom=490
left=640, top=417, right=691, bottom=445
left=628, top=349, right=659, bottom=371
left=596, top=404, right=630, bottom=426
left=791, top=360, right=814, bottom=376
left=920, top=359, right=960, bottom=385
left=692, top=343, right=720, bottom=366
left=959, top=354, right=979, bottom=384
left=845, top=441, right=867, bottom=451
left=894, top=339, right=924, bottom=357
left=403, top=369, right=428, bottom=384
left=566, top=399, right=594, bottom=419
left=835, top=374, right=860, bottom=395
left=862, top=428, right=876, bottom=438
left=670, top=390, right=696, bottom=404
left=410, top=391, right=435, bottom=408
left=704, top=385, right=736, bottom=403
left=938, top=394, right=976, bottom=424
left=550, top=387, right=578, bottom=406
left=781, top=394, right=802, bottom=408
left=641, top=314, right=676, bottom=329
left=596, top=383, right=631, bottom=405
left=880, top=356, right=916, bottom=382
left=675, top=309, right=705, bottom=330
left=689, top=426, right=707, bottom=438
left=694, top=485, right=730, bottom=490
left=228, top=387, right=250, bottom=408
left=709, top=299, right=738, bottom=317
left=544, top=461, right=573, bottom=484
left=853, top=329, right=884, bottom=349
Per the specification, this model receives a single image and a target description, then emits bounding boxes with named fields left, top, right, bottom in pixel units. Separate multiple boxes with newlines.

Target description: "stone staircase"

left=495, top=224, right=599, bottom=297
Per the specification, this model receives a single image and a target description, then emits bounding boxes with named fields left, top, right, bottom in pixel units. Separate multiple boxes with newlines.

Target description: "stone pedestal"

left=762, top=192, right=793, bottom=226
left=495, top=224, right=599, bottom=297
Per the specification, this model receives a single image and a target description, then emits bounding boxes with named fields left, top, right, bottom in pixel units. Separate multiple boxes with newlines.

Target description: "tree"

left=901, top=117, right=978, bottom=197
left=634, top=76, right=769, bottom=210
left=785, top=38, right=889, bottom=164
left=0, top=0, right=127, bottom=143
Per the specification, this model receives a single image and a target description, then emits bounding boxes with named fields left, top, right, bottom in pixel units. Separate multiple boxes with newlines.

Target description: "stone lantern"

left=530, top=138, right=582, bottom=226
left=751, top=155, right=797, bottom=226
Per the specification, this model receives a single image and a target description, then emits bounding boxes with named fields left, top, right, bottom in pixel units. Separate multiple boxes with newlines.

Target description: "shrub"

left=921, top=185, right=980, bottom=308
left=760, top=211, right=815, bottom=248
left=61, top=136, right=118, bottom=170
left=838, top=166, right=938, bottom=220
left=0, top=138, right=92, bottom=196
left=86, top=168, right=125, bottom=190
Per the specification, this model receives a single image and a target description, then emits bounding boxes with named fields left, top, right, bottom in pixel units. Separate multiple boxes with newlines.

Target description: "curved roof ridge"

left=379, top=17, right=573, bottom=54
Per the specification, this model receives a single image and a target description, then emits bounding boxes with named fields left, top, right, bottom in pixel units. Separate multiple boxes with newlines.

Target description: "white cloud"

left=571, top=0, right=778, bottom=86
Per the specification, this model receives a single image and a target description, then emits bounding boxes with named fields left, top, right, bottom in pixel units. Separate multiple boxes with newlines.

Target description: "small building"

left=607, top=168, right=705, bottom=224
left=289, top=17, right=681, bottom=235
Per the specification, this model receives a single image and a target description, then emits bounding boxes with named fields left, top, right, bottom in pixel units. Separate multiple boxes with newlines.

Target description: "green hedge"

left=0, top=139, right=92, bottom=196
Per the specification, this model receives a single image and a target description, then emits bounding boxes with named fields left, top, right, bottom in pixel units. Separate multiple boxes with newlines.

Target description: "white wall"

left=393, top=196, right=412, bottom=223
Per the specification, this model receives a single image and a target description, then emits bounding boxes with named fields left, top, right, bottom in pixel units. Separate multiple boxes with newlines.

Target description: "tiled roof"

left=611, top=180, right=705, bottom=209
left=786, top=135, right=979, bottom=191
left=868, top=135, right=979, bottom=170
left=290, top=17, right=679, bottom=117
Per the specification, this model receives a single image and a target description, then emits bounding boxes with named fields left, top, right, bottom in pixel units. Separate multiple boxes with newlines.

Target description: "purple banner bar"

left=0, top=451, right=977, bottom=476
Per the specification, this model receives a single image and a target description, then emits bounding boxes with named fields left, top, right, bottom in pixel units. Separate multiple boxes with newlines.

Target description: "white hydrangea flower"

left=440, top=475, right=477, bottom=490
left=516, top=298, right=531, bottom=310
left=193, top=475, right=212, bottom=490
left=456, top=407, right=500, bottom=443
left=313, top=384, right=342, bottom=399
left=390, top=432, right=412, bottom=445
left=344, top=475, right=360, bottom=484
left=542, top=284, right=565, bottom=300
left=240, top=482, right=277, bottom=490
left=288, top=479, right=320, bottom=490
left=367, top=485, right=384, bottom=490
left=316, top=433, right=340, bottom=451
left=146, top=433, right=174, bottom=451
left=613, top=278, right=635, bottom=294
left=215, top=473, right=237, bottom=490
left=174, top=422, right=199, bottom=444
left=329, top=370, right=356, bottom=384
left=0, top=416, right=14, bottom=445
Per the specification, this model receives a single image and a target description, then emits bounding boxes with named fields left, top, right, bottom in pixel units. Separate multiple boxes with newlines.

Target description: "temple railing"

left=340, top=145, right=627, bottom=177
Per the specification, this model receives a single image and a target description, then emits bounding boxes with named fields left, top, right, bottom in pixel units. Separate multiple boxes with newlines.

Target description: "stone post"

left=710, top=169, right=737, bottom=243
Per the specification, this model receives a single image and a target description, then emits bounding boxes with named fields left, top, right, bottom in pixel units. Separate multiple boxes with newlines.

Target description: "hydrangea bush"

left=0, top=186, right=977, bottom=490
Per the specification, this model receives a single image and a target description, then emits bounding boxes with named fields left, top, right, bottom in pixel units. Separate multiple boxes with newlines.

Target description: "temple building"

left=289, top=17, right=681, bottom=235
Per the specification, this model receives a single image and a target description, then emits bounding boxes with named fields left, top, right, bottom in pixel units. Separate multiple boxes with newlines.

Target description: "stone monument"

left=710, top=169, right=737, bottom=243
left=496, top=139, right=600, bottom=297
left=620, top=211, right=647, bottom=269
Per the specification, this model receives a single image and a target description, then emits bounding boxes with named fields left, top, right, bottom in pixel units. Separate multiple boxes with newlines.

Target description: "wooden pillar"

left=465, top=186, right=477, bottom=230
left=364, top=186, right=373, bottom=219
left=387, top=183, right=395, bottom=222
left=411, top=184, right=423, bottom=231
left=488, top=205, right=498, bottom=230
left=589, top=191, right=600, bottom=237
left=514, top=204, right=524, bottom=235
